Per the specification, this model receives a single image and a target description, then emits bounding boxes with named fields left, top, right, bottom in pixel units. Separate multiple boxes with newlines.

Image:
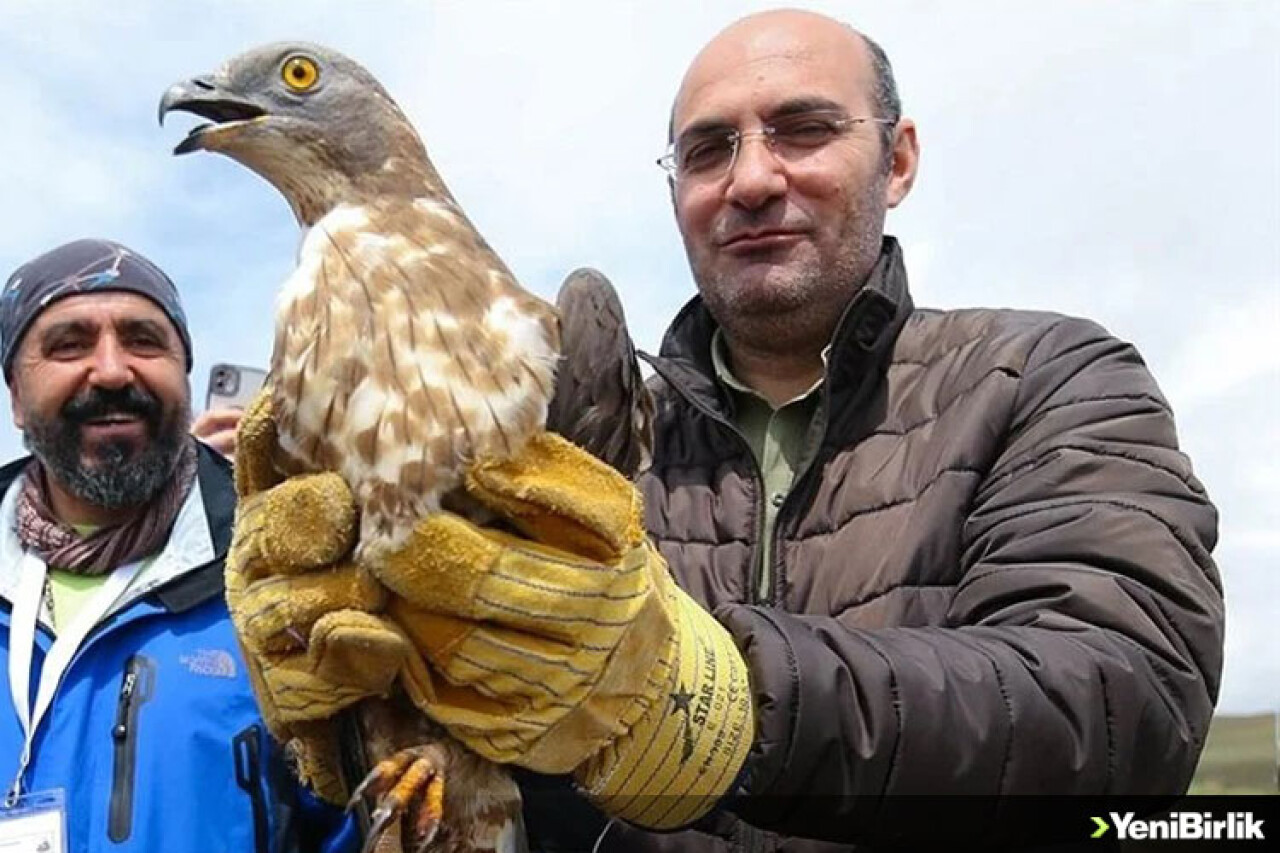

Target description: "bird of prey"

left=160, top=43, right=652, bottom=853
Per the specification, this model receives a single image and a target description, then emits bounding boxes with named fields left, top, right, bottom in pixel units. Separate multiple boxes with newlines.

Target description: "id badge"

left=0, top=789, right=66, bottom=853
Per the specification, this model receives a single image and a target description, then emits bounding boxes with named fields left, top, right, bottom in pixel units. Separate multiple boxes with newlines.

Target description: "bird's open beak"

left=158, top=76, right=268, bottom=155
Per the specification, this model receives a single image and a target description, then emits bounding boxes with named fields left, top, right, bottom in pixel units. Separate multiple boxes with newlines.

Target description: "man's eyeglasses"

left=657, top=112, right=895, bottom=183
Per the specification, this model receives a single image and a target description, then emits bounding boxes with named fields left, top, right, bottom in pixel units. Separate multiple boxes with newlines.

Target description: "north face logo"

left=179, top=649, right=237, bottom=679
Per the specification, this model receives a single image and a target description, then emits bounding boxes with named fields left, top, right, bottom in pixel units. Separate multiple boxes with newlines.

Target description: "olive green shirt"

left=711, top=330, right=823, bottom=600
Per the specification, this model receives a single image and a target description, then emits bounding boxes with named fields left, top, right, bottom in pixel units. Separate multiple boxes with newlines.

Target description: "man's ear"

left=885, top=118, right=920, bottom=209
left=9, top=380, right=24, bottom=431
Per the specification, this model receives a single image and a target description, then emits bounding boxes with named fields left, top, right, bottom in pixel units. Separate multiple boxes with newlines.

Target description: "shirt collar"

left=710, top=327, right=829, bottom=408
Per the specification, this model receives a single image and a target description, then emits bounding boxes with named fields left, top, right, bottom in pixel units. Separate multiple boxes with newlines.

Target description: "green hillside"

left=1189, top=713, right=1277, bottom=794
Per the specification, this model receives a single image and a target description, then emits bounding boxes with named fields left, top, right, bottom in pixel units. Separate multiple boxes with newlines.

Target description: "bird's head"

left=160, top=42, right=442, bottom=225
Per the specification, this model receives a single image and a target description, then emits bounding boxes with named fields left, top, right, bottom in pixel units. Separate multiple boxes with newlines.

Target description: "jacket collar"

left=644, top=236, right=915, bottom=417
left=0, top=442, right=235, bottom=617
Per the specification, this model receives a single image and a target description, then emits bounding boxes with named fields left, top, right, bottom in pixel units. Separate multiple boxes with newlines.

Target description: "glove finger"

left=390, top=596, right=615, bottom=705
left=235, top=388, right=281, bottom=498
left=372, top=511, right=498, bottom=618
left=473, top=533, right=654, bottom=645
left=376, top=511, right=649, bottom=638
left=257, top=472, right=358, bottom=573
left=227, top=468, right=356, bottom=593
left=234, top=564, right=385, bottom=655
left=256, top=649, right=373, bottom=724
left=308, top=610, right=410, bottom=695
left=466, top=432, right=645, bottom=562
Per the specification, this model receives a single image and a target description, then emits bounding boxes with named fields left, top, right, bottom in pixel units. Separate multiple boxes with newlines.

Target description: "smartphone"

left=205, top=363, right=268, bottom=411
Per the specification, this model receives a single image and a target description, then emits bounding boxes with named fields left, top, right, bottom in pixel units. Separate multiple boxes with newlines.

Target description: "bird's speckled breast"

left=270, top=199, right=560, bottom=555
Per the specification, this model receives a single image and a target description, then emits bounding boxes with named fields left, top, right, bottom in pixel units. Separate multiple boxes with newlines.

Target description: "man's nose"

left=724, top=133, right=787, bottom=210
left=86, top=336, right=134, bottom=389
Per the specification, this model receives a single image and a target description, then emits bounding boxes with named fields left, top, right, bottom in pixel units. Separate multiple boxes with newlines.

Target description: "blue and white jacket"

left=0, top=444, right=357, bottom=852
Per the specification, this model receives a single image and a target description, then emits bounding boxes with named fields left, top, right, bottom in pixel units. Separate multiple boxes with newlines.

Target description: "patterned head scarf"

left=1, top=238, right=193, bottom=382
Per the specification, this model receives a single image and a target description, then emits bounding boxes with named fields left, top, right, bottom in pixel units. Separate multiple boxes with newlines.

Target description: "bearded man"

left=0, top=239, right=355, bottom=852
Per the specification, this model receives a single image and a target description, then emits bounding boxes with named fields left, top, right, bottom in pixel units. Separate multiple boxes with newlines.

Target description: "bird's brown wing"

left=545, top=268, right=654, bottom=479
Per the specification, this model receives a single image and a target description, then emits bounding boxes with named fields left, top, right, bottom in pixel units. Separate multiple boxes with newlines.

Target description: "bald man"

left=521, top=8, right=1222, bottom=851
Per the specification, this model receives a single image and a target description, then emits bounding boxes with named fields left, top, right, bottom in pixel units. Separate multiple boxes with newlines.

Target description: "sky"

left=0, top=1, right=1275, bottom=714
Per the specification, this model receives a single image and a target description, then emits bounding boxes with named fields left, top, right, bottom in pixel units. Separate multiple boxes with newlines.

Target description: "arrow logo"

left=1091, top=816, right=1110, bottom=838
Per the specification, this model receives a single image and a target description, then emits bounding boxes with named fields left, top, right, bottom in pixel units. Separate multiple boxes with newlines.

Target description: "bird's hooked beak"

left=158, top=75, right=268, bottom=155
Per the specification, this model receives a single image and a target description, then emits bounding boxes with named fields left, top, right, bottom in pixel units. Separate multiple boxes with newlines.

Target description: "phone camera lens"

left=213, top=368, right=236, bottom=394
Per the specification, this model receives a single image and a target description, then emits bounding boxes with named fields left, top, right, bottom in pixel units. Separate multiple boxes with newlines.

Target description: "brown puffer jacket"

left=549, top=238, right=1221, bottom=852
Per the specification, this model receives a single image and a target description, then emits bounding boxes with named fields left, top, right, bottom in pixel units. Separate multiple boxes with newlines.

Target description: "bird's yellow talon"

left=414, top=773, right=446, bottom=845
left=352, top=747, right=447, bottom=852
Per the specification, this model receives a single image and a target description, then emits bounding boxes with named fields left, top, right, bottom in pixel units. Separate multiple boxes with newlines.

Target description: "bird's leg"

left=413, top=774, right=446, bottom=852
left=350, top=744, right=448, bottom=853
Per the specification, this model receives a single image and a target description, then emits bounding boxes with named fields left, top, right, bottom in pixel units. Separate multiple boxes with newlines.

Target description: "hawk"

left=160, top=43, right=652, bottom=853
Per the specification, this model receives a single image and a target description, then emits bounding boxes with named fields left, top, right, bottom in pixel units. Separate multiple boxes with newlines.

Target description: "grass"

left=1188, top=713, right=1277, bottom=795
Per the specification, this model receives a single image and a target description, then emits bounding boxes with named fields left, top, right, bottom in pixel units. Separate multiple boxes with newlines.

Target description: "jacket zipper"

left=641, top=355, right=772, bottom=604
left=108, top=653, right=155, bottom=842
left=767, top=380, right=835, bottom=606
left=233, top=725, right=270, bottom=853
left=645, top=352, right=848, bottom=607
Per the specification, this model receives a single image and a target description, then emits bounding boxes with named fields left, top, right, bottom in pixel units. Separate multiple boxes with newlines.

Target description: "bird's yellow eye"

left=281, top=56, right=319, bottom=92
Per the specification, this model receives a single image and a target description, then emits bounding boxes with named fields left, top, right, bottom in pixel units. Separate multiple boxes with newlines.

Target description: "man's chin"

left=80, top=437, right=142, bottom=460
left=709, top=268, right=814, bottom=316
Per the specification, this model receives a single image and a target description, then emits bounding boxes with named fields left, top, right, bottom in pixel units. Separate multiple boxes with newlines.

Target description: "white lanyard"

left=5, top=553, right=143, bottom=807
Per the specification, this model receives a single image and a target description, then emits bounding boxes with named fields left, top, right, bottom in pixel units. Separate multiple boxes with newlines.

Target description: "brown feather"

left=546, top=268, right=655, bottom=478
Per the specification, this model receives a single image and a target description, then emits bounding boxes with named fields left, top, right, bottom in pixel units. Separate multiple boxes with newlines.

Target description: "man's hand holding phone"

left=192, top=408, right=244, bottom=457
left=195, top=363, right=267, bottom=459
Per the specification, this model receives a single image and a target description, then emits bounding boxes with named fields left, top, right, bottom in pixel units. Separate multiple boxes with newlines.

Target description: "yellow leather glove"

left=226, top=391, right=755, bottom=828
left=376, top=432, right=756, bottom=830
left=224, top=391, right=413, bottom=802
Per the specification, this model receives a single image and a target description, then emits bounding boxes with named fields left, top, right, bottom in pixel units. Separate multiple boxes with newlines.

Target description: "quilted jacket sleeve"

left=717, top=317, right=1224, bottom=846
